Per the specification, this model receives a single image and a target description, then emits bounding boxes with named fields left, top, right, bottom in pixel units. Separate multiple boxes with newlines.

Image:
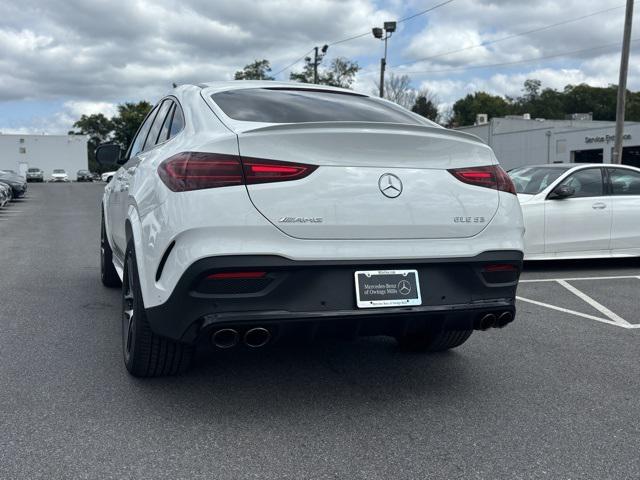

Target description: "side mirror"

left=95, top=143, right=122, bottom=166
left=549, top=184, right=575, bottom=200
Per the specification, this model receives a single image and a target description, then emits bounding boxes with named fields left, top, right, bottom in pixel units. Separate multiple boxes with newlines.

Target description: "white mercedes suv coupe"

left=97, top=81, right=524, bottom=377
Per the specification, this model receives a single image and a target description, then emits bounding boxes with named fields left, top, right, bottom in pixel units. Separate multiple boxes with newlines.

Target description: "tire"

left=396, top=329, right=473, bottom=353
left=122, top=240, right=193, bottom=377
left=100, top=211, right=122, bottom=288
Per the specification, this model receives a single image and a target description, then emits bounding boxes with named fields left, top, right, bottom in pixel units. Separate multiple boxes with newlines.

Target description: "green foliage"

left=451, top=92, right=511, bottom=127
left=68, top=113, right=114, bottom=173
left=290, top=57, right=359, bottom=89
left=69, top=101, right=152, bottom=172
left=412, top=93, right=439, bottom=122
left=111, top=101, right=153, bottom=151
left=235, top=59, right=275, bottom=80
left=452, top=80, right=640, bottom=126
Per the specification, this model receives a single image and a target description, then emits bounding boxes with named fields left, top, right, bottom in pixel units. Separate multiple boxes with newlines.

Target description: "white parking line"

left=517, top=296, right=640, bottom=329
left=521, top=275, right=640, bottom=283
left=556, top=279, right=632, bottom=327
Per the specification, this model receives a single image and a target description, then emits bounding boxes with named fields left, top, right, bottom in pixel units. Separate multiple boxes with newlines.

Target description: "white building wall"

left=458, top=117, right=640, bottom=170
left=0, top=134, right=88, bottom=180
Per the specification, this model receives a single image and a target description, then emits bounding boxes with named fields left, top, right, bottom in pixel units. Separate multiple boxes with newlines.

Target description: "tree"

left=322, top=58, right=359, bottom=89
left=111, top=101, right=153, bottom=150
left=235, top=59, right=275, bottom=80
left=68, top=113, right=114, bottom=173
left=375, top=73, right=415, bottom=109
left=451, top=92, right=512, bottom=127
left=290, top=57, right=359, bottom=88
left=411, top=88, right=439, bottom=122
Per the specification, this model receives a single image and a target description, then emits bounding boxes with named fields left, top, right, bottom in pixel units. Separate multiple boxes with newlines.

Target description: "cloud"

left=1, top=0, right=637, bottom=132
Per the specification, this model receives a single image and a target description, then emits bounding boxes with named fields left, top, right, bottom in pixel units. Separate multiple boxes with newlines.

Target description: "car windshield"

left=211, top=88, right=429, bottom=125
left=53, top=169, right=65, bottom=173
left=508, top=166, right=571, bottom=194
left=28, top=168, right=40, bottom=172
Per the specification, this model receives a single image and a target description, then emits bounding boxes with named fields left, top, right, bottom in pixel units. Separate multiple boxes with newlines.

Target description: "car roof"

left=195, top=80, right=367, bottom=97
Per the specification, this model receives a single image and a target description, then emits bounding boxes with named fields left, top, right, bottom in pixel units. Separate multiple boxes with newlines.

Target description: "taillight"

left=158, top=152, right=317, bottom=192
left=244, top=159, right=317, bottom=185
left=448, top=165, right=516, bottom=195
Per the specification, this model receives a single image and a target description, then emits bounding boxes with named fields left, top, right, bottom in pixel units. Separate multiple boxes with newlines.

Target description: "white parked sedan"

left=509, top=163, right=640, bottom=260
left=49, top=169, right=69, bottom=182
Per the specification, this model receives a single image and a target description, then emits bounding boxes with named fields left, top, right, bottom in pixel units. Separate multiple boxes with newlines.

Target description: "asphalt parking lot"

left=1, top=183, right=639, bottom=479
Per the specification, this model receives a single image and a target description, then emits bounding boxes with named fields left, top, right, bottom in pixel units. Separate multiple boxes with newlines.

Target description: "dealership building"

left=457, top=114, right=640, bottom=171
left=0, top=133, right=89, bottom=180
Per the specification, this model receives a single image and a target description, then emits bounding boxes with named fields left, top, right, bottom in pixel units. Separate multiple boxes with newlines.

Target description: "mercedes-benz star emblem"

left=378, top=173, right=403, bottom=198
left=398, top=280, right=412, bottom=296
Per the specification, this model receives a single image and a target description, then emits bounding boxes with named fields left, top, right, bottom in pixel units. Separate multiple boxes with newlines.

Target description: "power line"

left=387, top=39, right=640, bottom=76
left=392, top=3, right=631, bottom=68
left=274, top=0, right=456, bottom=76
left=272, top=48, right=315, bottom=77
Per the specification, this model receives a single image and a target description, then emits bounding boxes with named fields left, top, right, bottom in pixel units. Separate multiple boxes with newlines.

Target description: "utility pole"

left=613, top=0, right=634, bottom=164
left=312, top=45, right=328, bottom=84
left=372, top=22, right=396, bottom=98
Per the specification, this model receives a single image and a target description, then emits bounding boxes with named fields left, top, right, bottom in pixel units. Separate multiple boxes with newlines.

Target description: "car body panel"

left=101, top=82, right=524, bottom=339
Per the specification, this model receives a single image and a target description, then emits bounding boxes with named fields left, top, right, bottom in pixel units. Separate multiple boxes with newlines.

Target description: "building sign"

left=585, top=133, right=632, bottom=144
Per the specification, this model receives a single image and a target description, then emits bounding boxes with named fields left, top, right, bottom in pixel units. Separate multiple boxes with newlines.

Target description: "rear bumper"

left=145, top=251, right=522, bottom=343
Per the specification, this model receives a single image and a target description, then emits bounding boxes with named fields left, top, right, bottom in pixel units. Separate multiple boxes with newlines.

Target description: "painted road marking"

left=521, top=275, right=640, bottom=283
left=556, top=279, right=631, bottom=327
left=518, top=275, right=640, bottom=329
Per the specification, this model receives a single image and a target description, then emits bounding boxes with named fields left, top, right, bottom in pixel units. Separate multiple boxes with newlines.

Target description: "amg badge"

left=278, top=216, right=323, bottom=224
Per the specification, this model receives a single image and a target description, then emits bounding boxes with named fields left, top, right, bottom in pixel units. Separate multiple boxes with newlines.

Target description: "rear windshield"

left=28, top=168, right=40, bottom=172
left=211, top=88, right=426, bottom=125
left=509, top=166, right=571, bottom=194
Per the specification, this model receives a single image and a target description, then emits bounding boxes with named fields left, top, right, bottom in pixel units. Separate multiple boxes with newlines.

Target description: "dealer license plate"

left=354, top=270, right=421, bottom=308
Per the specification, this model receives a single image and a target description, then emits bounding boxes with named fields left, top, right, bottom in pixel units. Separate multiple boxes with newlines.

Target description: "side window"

left=158, top=103, right=176, bottom=144
left=169, top=104, right=184, bottom=138
left=128, top=106, right=159, bottom=159
left=609, top=168, right=640, bottom=195
left=143, top=99, right=172, bottom=151
left=559, top=168, right=603, bottom=198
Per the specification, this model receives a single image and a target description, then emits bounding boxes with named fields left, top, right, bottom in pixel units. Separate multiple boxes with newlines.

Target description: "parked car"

left=76, top=169, right=93, bottom=182
left=92, top=172, right=102, bottom=182
left=49, top=169, right=69, bottom=182
left=26, top=167, right=44, bottom=182
left=97, top=82, right=524, bottom=377
left=101, top=171, right=116, bottom=183
left=0, top=181, right=12, bottom=207
left=0, top=170, right=27, bottom=198
left=509, top=163, right=640, bottom=259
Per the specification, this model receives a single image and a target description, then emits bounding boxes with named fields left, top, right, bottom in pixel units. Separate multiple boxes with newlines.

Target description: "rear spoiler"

left=236, top=121, right=486, bottom=146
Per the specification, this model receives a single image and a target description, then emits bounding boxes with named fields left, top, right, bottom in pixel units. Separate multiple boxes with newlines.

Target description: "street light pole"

left=312, top=45, right=329, bottom=85
left=613, top=0, right=634, bottom=164
left=373, top=22, right=396, bottom=98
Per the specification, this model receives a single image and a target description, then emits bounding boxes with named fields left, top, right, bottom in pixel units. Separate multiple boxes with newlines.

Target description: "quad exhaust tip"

left=244, top=327, right=271, bottom=348
left=478, top=313, right=497, bottom=330
left=211, top=328, right=239, bottom=349
left=496, top=311, right=514, bottom=327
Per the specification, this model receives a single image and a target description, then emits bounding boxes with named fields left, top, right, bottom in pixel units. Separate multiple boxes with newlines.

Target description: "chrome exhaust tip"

left=478, top=313, right=497, bottom=330
left=244, top=327, right=271, bottom=348
left=212, top=328, right=239, bottom=349
left=496, top=311, right=514, bottom=327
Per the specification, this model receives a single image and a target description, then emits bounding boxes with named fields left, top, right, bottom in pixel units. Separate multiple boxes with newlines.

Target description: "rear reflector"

left=448, top=165, right=516, bottom=195
left=158, top=152, right=317, bottom=192
left=483, top=264, right=518, bottom=273
left=207, top=271, right=267, bottom=280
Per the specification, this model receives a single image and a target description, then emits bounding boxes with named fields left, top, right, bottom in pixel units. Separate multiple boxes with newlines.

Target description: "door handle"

left=592, top=202, right=606, bottom=210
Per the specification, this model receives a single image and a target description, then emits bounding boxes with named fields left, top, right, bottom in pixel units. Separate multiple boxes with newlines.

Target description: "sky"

left=0, top=0, right=638, bottom=133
